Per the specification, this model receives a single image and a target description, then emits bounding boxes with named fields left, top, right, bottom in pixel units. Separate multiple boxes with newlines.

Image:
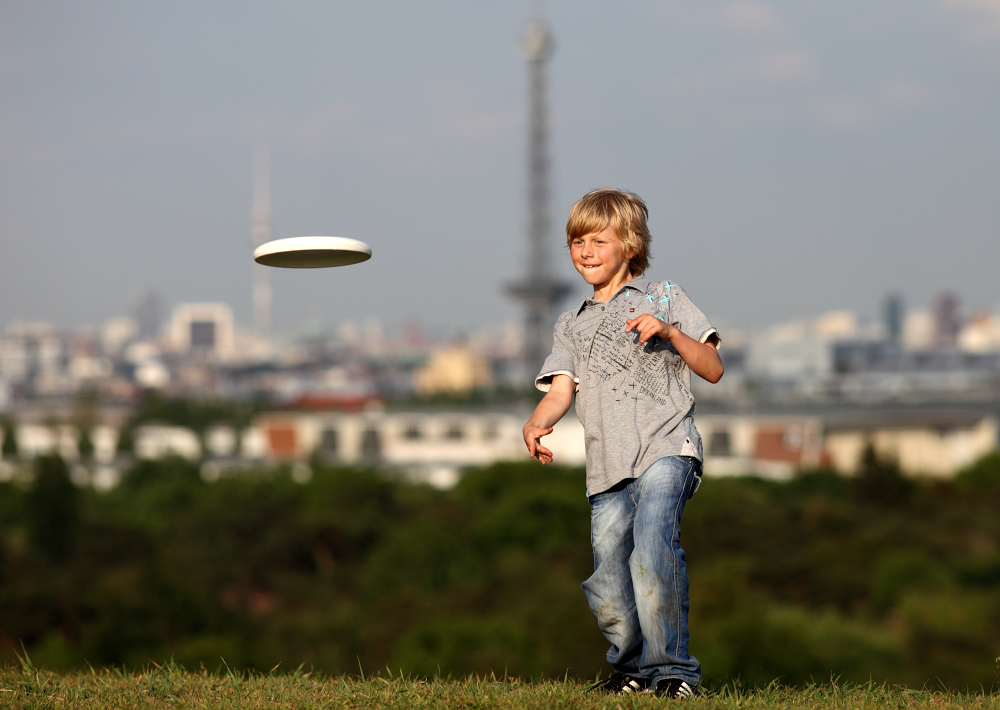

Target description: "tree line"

left=1, top=448, right=1000, bottom=689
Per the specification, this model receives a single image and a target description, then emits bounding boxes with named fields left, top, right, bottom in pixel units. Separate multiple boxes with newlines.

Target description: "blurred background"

left=2, top=0, right=1000, bottom=689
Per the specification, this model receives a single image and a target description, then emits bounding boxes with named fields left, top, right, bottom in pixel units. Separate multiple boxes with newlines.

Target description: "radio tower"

left=506, top=16, right=571, bottom=380
left=252, top=141, right=272, bottom=337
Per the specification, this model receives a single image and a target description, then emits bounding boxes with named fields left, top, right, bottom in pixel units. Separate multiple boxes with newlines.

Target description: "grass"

left=2, top=661, right=1000, bottom=710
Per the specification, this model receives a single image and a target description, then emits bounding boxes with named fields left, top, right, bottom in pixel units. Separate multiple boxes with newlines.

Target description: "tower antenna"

left=506, top=16, right=571, bottom=380
left=252, top=141, right=272, bottom=337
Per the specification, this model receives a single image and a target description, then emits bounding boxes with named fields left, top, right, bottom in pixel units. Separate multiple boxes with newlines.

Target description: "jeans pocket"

left=682, top=457, right=702, bottom=498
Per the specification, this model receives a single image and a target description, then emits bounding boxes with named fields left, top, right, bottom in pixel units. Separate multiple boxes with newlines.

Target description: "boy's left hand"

left=625, top=314, right=674, bottom=345
left=625, top=314, right=725, bottom=383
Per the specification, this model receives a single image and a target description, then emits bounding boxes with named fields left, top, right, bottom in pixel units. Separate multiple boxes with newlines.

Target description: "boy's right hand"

left=521, top=374, right=575, bottom=466
left=523, top=422, right=555, bottom=465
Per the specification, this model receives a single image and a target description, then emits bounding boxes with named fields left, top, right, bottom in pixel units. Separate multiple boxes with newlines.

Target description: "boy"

left=522, top=188, right=722, bottom=698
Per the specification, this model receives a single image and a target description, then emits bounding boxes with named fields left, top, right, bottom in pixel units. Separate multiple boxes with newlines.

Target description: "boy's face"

left=570, top=224, right=633, bottom=290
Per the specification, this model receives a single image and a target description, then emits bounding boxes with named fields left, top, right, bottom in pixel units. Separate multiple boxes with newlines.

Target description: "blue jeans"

left=582, top=456, right=701, bottom=687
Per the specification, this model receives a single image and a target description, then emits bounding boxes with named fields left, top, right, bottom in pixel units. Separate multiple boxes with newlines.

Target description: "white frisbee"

left=253, top=236, right=372, bottom=268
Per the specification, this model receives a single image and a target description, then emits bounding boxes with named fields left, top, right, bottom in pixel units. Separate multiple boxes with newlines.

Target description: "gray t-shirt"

left=536, top=277, right=719, bottom=496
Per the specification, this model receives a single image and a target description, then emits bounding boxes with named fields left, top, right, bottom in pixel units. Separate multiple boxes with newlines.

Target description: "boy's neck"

left=592, top=270, right=637, bottom=303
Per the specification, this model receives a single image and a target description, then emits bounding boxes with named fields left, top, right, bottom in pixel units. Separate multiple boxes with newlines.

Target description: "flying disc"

left=253, top=236, right=372, bottom=268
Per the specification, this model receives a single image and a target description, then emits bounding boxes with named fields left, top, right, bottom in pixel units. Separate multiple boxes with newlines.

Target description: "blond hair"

left=566, top=188, right=651, bottom=276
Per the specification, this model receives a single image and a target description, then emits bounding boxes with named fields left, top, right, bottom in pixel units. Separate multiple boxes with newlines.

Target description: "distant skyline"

left=2, top=1, right=999, bottom=337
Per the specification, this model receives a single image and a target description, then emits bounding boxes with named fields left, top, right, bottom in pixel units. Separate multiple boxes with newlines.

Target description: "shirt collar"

left=574, top=275, right=653, bottom=314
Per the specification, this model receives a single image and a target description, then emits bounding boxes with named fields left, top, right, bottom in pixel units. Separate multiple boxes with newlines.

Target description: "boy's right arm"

left=522, top=374, right=576, bottom=465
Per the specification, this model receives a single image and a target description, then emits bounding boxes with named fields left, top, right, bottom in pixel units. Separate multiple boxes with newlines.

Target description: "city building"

left=413, top=345, right=495, bottom=396
left=169, top=303, right=235, bottom=361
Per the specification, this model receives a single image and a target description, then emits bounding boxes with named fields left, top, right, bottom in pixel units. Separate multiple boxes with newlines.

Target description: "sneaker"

left=587, top=672, right=650, bottom=695
left=651, top=678, right=698, bottom=699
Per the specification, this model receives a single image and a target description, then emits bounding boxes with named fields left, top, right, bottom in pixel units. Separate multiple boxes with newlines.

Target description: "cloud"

left=657, top=48, right=818, bottom=98
left=885, top=80, right=933, bottom=110
left=941, top=0, right=1000, bottom=40
left=651, top=3, right=813, bottom=100
left=422, top=82, right=520, bottom=145
left=656, top=1, right=789, bottom=38
left=16, top=82, right=515, bottom=177
left=236, top=101, right=361, bottom=154
left=736, top=49, right=818, bottom=84
left=806, top=81, right=933, bottom=133
left=234, top=85, right=519, bottom=175
left=651, top=2, right=935, bottom=135
left=807, top=94, right=873, bottom=132
left=430, top=106, right=519, bottom=145
left=693, top=80, right=934, bottom=133
left=719, top=0, right=788, bottom=37
left=0, top=109, right=220, bottom=165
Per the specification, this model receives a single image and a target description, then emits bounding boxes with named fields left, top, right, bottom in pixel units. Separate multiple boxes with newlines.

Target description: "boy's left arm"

left=625, top=315, right=724, bottom=383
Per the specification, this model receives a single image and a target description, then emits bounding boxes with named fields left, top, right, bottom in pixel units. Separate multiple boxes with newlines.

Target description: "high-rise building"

left=883, top=293, right=904, bottom=346
left=135, top=289, right=161, bottom=341
left=932, top=292, right=960, bottom=348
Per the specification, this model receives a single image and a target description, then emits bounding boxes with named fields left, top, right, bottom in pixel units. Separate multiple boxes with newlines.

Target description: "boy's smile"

left=571, top=224, right=634, bottom=299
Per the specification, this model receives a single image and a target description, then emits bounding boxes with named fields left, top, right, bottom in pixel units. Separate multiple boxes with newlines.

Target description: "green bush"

left=955, top=451, right=1000, bottom=490
left=26, top=455, right=79, bottom=564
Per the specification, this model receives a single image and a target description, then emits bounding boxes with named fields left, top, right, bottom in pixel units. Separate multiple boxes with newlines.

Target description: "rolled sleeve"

left=535, top=313, right=579, bottom=392
left=665, top=283, right=721, bottom=351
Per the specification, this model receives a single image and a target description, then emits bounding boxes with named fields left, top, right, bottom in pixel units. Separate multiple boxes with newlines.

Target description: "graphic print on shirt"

left=573, top=285, right=681, bottom=408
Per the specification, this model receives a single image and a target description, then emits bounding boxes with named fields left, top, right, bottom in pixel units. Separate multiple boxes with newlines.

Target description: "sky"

left=2, top=1, right=999, bottom=339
